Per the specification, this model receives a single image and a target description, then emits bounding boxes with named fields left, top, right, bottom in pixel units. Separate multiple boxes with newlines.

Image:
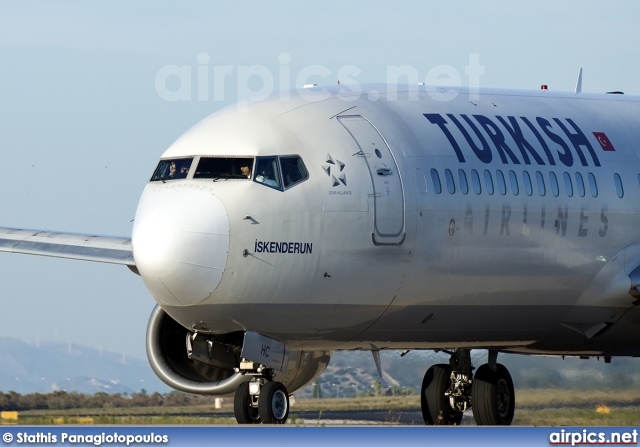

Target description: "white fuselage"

left=131, top=85, right=640, bottom=356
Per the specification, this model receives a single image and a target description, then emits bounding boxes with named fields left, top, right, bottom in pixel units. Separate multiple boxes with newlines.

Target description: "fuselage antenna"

left=574, top=67, right=583, bottom=94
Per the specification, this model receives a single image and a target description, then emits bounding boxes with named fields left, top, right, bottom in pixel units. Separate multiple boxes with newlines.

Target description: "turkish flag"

left=593, top=132, right=615, bottom=151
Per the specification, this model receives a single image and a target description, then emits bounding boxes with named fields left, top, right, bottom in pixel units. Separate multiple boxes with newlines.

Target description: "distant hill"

left=0, top=337, right=170, bottom=394
left=2, top=336, right=640, bottom=397
left=300, top=350, right=640, bottom=398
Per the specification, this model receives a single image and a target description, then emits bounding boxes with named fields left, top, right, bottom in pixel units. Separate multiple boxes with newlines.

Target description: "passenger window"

left=549, top=172, right=559, bottom=197
left=193, top=157, right=254, bottom=180
left=255, top=157, right=282, bottom=190
left=151, top=158, right=194, bottom=181
left=484, top=170, right=494, bottom=195
left=430, top=169, right=442, bottom=194
left=535, top=171, right=546, bottom=196
left=458, top=169, right=469, bottom=195
left=445, top=169, right=455, bottom=194
left=522, top=171, right=533, bottom=196
left=588, top=172, right=598, bottom=197
left=575, top=172, right=585, bottom=197
left=496, top=170, right=507, bottom=195
left=508, top=170, right=519, bottom=196
left=280, top=156, right=309, bottom=189
left=471, top=169, right=481, bottom=194
left=563, top=172, right=573, bottom=197
left=614, top=173, right=624, bottom=198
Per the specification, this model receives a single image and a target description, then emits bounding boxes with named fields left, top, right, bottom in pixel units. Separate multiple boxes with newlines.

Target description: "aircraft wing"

left=0, top=227, right=135, bottom=267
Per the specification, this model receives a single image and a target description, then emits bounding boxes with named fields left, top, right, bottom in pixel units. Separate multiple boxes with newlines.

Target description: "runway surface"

left=214, top=409, right=475, bottom=425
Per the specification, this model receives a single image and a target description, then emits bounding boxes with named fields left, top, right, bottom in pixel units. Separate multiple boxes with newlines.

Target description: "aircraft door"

left=338, top=115, right=405, bottom=245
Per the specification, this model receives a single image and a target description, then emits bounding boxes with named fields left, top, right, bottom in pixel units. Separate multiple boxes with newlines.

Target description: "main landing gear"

left=420, top=349, right=515, bottom=425
left=233, top=362, right=290, bottom=424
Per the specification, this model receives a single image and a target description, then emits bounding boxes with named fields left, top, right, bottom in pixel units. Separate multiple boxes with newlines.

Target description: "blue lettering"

left=554, top=118, right=601, bottom=167
left=426, top=112, right=604, bottom=168
left=520, top=117, right=556, bottom=165
left=474, top=115, right=520, bottom=164
left=537, top=117, right=573, bottom=167
left=424, top=113, right=466, bottom=162
left=251, top=241, right=313, bottom=254
left=496, top=116, right=545, bottom=165
left=449, top=114, right=492, bottom=163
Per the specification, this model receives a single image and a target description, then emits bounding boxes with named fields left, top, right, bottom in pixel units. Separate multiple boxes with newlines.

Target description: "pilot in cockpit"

left=256, top=173, right=278, bottom=187
left=168, top=161, right=189, bottom=179
left=255, top=161, right=278, bottom=187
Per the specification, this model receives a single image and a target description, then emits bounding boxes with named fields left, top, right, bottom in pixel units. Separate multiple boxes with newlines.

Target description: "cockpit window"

left=281, top=156, right=309, bottom=188
left=194, top=157, right=254, bottom=180
left=150, top=158, right=193, bottom=181
left=152, top=155, right=308, bottom=190
left=254, top=155, right=308, bottom=191
left=254, top=157, right=282, bottom=190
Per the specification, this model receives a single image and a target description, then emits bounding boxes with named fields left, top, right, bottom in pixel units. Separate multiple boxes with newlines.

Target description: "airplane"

left=1, top=79, right=639, bottom=425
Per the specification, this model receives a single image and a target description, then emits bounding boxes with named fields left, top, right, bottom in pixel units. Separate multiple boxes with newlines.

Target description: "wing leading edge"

left=0, top=227, right=135, bottom=269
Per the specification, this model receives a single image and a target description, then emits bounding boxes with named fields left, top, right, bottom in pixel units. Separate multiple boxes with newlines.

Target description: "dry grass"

left=516, top=388, right=640, bottom=409
left=512, top=389, right=640, bottom=426
left=514, top=408, right=640, bottom=426
left=11, top=389, right=640, bottom=425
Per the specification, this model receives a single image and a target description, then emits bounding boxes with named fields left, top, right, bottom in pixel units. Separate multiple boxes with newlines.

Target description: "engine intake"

left=146, top=305, right=248, bottom=394
left=146, top=305, right=330, bottom=395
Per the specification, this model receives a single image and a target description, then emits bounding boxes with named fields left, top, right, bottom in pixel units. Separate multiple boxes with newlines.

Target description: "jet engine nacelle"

left=146, top=305, right=330, bottom=395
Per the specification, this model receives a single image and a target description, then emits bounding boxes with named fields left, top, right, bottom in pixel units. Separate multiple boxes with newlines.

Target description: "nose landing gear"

left=258, top=381, right=289, bottom=424
left=233, top=362, right=290, bottom=425
left=233, top=382, right=261, bottom=424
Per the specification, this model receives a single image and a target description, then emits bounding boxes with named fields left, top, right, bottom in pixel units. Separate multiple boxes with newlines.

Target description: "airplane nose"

left=132, top=187, right=229, bottom=306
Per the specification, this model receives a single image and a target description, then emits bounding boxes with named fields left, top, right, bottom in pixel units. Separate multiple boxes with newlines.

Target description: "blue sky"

left=0, top=1, right=639, bottom=360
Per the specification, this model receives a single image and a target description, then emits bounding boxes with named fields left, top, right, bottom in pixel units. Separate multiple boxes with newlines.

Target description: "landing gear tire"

left=258, top=381, right=289, bottom=424
left=421, top=364, right=463, bottom=425
left=234, top=382, right=260, bottom=424
left=472, top=363, right=515, bottom=425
